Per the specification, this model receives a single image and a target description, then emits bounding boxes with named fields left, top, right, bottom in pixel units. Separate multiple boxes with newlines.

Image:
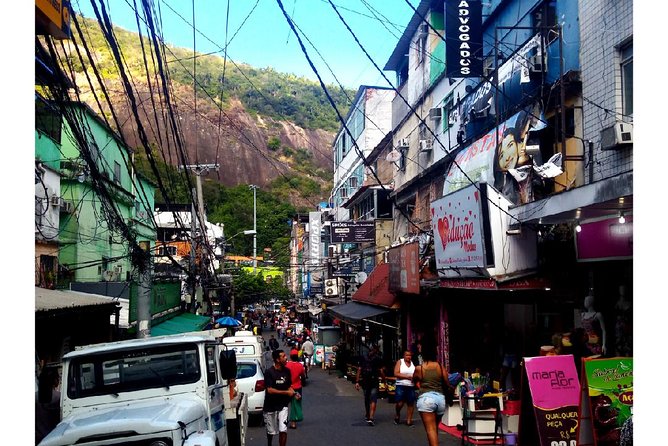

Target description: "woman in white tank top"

left=393, top=350, right=417, bottom=426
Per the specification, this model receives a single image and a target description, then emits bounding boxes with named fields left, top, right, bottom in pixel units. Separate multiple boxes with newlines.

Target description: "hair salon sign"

left=431, top=183, right=492, bottom=269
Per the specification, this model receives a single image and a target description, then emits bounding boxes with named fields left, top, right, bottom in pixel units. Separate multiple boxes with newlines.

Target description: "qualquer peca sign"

left=430, top=183, right=493, bottom=270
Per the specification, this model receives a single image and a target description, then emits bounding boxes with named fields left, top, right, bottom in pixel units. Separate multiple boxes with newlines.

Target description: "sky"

left=73, top=0, right=417, bottom=89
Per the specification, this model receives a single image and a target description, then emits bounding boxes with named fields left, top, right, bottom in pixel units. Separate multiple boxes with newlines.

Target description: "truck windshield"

left=67, top=343, right=201, bottom=399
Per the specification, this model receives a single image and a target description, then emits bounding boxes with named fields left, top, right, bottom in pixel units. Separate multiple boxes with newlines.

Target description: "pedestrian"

left=263, top=349, right=297, bottom=446
left=393, top=350, right=416, bottom=426
left=301, top=337, right=315, bottom=377
left=285, top=349, right=306, bottom=429
left=269, top=335, right=280, bottom=351
left=36, top=366, right=61, bottom=444
left=355, top=344, right=385, bottom=426
left=412, top=338, right=450, bottom=446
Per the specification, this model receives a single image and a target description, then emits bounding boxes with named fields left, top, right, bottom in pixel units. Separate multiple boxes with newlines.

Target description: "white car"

left=236, top=358, right=266, bottom=417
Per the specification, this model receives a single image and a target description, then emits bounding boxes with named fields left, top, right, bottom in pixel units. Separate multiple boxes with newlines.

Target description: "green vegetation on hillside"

left=74, top=15, right=355, bottom=131
left=135, top=151, right=296, bottom=266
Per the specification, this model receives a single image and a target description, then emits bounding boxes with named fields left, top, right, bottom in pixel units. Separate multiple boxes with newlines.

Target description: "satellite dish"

left=385, top=149, right=402, bottom=162
left=355, top=271, right=368, bottom=284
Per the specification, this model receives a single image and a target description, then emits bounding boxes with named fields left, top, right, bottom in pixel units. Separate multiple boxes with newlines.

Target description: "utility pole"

left=136, top=241, right=152, bottom=338
left=180, top=164, right=219, bottom=313
left=249, top=184, right=258, bottom=273
left=190, top=194, right=197, bottom=313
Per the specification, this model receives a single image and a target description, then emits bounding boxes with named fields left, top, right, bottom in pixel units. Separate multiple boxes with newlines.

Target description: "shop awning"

left=326, top=301, right=391, bottom=326
left=150, top=312, right=211, bottom=337
left=352, top=263, right=399, bottom=309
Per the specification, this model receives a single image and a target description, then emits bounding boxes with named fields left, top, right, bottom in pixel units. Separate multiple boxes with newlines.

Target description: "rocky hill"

left=64, top=15, right=354, bottom=207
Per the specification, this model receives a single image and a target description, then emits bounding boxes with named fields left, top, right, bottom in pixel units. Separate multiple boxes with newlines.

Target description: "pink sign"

left=430, top=183, right=486, bottom=269
left=525, top=355, right=581, bottom=446
left=576, top=216, right=633, bottom=261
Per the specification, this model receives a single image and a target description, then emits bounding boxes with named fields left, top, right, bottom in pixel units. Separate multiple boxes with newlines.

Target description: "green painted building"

left=56, top=102, right=156, bottom=284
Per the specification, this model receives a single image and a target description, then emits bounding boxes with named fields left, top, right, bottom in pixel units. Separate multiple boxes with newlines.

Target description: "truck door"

left=205, top=343, right=226, bottom=444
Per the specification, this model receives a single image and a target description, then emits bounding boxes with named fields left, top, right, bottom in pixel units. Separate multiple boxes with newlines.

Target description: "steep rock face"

left=97, top=83, right=333, bottom=189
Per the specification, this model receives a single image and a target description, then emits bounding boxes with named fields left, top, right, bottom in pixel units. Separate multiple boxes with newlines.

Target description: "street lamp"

left=221, top=229, right=256, bottom=320
left=249, top=185, right=258, bottom=273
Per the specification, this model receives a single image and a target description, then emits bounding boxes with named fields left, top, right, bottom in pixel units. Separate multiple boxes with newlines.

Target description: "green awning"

left=150, top=312, right=211, bottom=337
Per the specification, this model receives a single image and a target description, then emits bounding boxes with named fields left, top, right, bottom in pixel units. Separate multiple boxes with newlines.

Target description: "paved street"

left=245, top=331, right=461, bottom=446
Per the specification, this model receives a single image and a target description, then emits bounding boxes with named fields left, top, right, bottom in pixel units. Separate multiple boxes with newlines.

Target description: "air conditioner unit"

left=419, top=139, right=432, bottom=152
left=325, top=278, right=338, bottom=296
left=102, top=270, right=118, bottom=282
left=397, top=137, right=409, bottom=149
left=600, top=122, right=633, bottom=150
left=50, top=196, right=62, bottom=207
left=428, top=107, right=442, bottom=120
left=471, top=108, right=489, bottom=120
left=529, top=54, right=545, bottom=73
left=61, top=200, right=74, bottom=214
left=113, top=265, right=123, bottom=274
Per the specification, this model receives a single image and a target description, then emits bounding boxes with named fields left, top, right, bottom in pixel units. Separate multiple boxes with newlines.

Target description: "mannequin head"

left=584, top=294, right=595, bottom=311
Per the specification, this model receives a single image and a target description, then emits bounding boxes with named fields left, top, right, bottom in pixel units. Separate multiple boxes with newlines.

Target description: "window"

left=206, top=345, right=217, bottom=386
left=417, top=33, right=428, bottom=64
left=532, top=1, right=557, bottom=44
left=620, top=42, right=633, bottom=116
left=67, top=344, right=201, bottom=399
left=398, top=148, right=407, bottom=172
left=158, top=246, right=177, bottom=257
left=35, top=96, right=62, bottom=143
left=442, top=94, right=455, bottom=131
left=113, top=161, right=121, bottom=184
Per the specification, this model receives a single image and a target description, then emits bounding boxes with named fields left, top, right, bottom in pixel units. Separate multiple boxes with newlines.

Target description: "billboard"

left=431, top=183, right=493, bottom=270
left=388, top=242, right=420, bottom=294
left=445, top=0, right=483, bottom=77
left=444, top=106, right=544, bottom=205
left=330, top=221, right=375, bottom=243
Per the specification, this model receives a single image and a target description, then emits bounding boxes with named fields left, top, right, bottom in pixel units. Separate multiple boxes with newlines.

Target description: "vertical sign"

left=309, top=212, right=321, bottom=267
left=388, top=243, right=420, bottom=294
left=525, top=355, right=582, bottom=446
left=445, top=0, right=483, bottom=77
left=583, top=357, right=633, bottom=446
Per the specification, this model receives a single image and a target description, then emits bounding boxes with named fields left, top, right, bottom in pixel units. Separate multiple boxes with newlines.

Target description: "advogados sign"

left=430, top=182, right=494, bottom=271
left=445, top=0, right=483, bottom=77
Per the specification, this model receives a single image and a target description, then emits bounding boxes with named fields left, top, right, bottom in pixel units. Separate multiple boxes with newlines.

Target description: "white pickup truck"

left=39, top=333, right=248, bottom=446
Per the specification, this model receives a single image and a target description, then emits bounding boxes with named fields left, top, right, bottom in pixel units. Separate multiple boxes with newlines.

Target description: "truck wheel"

left=227, top=418, right=240, bottom=446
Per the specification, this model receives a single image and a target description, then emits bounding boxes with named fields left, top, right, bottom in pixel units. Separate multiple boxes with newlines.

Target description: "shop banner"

left=445, top=0, right=483, bottom=77
left=388, top=242, right=420, bottom=294
left=576, top=216, right=633, bottom=262
left=583, top=357, right=633, bottom=446
left=314, top=345, right=325, bottom=365
left=525, top=355, right=581, bottom=446
left=309, top=212, right=321, bottom=266
left=431, top=183, right=492, bottom=269
left=330, top=221, right=375, bottom=243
